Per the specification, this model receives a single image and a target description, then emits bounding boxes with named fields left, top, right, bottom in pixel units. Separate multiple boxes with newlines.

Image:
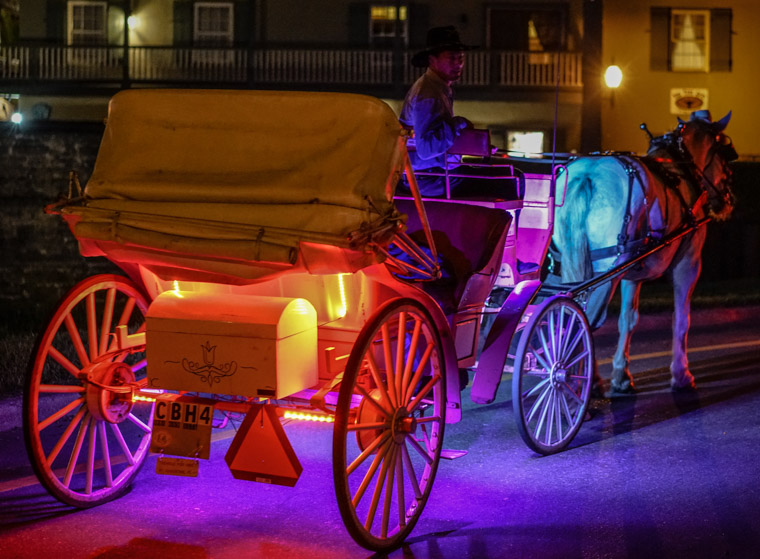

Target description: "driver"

left=399, top=26, right=517, bottom=199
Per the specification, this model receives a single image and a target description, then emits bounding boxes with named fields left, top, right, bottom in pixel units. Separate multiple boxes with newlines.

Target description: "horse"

left=551, top=110, right=737, bottom=394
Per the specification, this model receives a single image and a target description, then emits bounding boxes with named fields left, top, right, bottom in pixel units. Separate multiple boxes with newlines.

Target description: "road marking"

left=597, top=339, right=760, bottom=365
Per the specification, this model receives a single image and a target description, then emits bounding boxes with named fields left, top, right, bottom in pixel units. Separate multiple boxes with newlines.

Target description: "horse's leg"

left=610, top=279, right=641, bottom=393
left=669, top=251, right=701, bottom=391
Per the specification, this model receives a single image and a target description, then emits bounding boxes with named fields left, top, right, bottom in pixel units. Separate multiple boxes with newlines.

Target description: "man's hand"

left=453, top=116, right=473, bottom=131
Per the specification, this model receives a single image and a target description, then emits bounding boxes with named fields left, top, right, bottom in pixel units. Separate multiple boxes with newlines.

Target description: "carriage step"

left=440, top=449, right=468, bottom=460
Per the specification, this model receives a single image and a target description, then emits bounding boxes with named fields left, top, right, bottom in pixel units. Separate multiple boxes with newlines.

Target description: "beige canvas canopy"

left=62, top=89, right=408, bottom=282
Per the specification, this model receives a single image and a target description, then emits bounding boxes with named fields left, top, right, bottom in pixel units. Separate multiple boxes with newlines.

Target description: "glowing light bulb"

left=604, top=65, right=623, bottom=88
left=11, top=112, right=22, bottom=124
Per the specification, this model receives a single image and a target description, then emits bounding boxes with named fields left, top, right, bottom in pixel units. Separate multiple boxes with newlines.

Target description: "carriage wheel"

left=24, top=274, right=154, bottom=507
left=333, top=298, right=447, bottom=551
left=512, top=296, right=593, bottom=455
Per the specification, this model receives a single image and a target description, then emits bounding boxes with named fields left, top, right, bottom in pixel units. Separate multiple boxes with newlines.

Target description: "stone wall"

left=0, top=122, right=118, bottom=328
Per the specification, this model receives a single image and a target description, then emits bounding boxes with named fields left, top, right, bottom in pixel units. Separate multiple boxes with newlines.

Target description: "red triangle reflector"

left=225, top=404, right=302, bottom=487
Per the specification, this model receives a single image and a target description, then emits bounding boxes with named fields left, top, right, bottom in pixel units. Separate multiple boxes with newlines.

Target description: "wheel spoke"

left=381, top=324, right=398, bottom=407
left=39, top=384, right=85, bottom=394
left=559, top=388, right=575, bottom=426
left=539, top=325, right=554, bottom=363
left=561, top=327, right=585, bottom=364
left=560, top=381, right=584, bottom=406
left=127, top=412, right=152, bottom=434
left=347, top=421, right=387, bottom=432
left=110, top=423, right=135, bottom=466
left=558, top=311, right=577, bottom=361
left=396, top=445, right=406, bottom=529
left=563, top=348, right=590, bottom=370
left=401, top=318, right=422, bottom=403
left=86, top=292, right=98, bottom=362
left=544, top=390, right=557, bottom=445
left=99, top=288, right=116, bottom=355
left=64, top=412, right=91, bottom=487
left=86, top=416, right=97, bottom=494
left=64, top=314, right=90, bottom=368
left=532, top=387, right=552, bottom=440
left=395, top=312, right=406, bottom=405
left=48, top=346, right=81, bottom=378
left=365, top=352, right=395, bottom=415
left=38, top=397, right=85, bottom=431
left=523, top=376, right=550, bottom=400
left=347, top=430, right=391, bottom=476
left=407, top=374, right=441, bottom=415
left=46, top=406, right=87, bottom=466
left=529, top=345, right=553, bottom=374
left=98, top=420, right=114, bottom=488
left=364, top=441, right=395, bottom=531
left=401, top=443, right=423, bottom=500
left=355, top=382, right=391, bottom=419
left=405, top=433, right=433, bottom=465
left=525, top=383, right=552, bottom=423
left=403, top=342, right=434, bottom=407
left=351, top=438, right=392, bottom=508
left=381, top=445, right=398, bottom=538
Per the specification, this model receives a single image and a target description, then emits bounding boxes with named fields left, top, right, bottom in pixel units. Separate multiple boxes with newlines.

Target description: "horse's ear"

left=715, top=111, right=732, bottom=131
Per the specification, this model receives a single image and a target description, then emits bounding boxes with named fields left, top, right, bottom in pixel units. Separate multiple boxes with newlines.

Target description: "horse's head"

left=674, top=110, right=737, bottom=220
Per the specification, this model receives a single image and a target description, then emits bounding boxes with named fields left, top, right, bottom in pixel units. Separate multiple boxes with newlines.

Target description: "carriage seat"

left=393, top=200, right=511, bottom=315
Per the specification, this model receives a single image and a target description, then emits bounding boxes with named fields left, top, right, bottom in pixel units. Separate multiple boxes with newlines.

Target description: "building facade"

left=2, top=1, right=757, bottom=157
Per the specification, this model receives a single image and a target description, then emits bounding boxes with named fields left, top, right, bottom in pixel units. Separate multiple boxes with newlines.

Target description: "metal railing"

left=1, top=45, right=582, bottom=89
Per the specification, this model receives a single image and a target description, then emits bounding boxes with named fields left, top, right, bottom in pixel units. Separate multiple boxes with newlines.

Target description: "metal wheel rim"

left=24, top=274, right=154, bottom=507
left=512, top=297, right=593, bottom=455
left=333, top=298, right=446, bottom=551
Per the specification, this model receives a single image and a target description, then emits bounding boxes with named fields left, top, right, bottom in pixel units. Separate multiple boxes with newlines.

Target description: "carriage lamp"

left=604, top=65, right=623, bottom=89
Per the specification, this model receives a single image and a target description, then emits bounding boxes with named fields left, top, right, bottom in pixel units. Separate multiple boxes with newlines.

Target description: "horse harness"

left=547, top=146, right=709, bottom=276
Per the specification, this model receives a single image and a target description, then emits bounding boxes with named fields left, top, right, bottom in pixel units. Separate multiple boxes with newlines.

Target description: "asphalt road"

left=1, top=305, right=759, bottom=559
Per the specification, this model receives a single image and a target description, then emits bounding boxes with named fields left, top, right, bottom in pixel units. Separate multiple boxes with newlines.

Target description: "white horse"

left=552, top=111, right=737, bottom=393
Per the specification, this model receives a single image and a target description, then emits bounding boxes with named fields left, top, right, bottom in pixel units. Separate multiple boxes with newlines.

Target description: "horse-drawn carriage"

left=24, top=89, right=736, bottom=551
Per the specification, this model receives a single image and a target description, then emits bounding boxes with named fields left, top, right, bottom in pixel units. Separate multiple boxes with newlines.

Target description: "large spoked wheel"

left=333, top=298, right=447, bottom=551
left=512, top=296, right=594, bottom=455
left=24, top=274, right=154, bottom=507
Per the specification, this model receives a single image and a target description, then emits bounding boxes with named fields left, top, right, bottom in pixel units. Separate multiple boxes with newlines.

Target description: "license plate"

left=150, top=394, right=215, bottom=459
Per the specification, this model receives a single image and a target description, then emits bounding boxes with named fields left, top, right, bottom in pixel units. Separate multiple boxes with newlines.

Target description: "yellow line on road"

left=598, top=339, right=760, bottom=365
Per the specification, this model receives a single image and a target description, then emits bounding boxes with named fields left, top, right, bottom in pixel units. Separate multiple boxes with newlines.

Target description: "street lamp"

left=604, top=65, right=623, bottom=89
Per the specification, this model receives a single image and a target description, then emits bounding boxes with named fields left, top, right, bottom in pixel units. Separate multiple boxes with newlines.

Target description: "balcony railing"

left=1, top=45, right=582, bottom=89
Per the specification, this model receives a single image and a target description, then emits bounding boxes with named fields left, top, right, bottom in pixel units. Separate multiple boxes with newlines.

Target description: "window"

left=488, top=6, right=567, bottom=51
left=67, top=1, right=106, bottom=45
left=369, top=4, right=408, bottom=47
left=671, top=10, right=709, bottom=71
left=193, top=2, right=233, bottom=47
left=650, top=8, right=732, bottom=72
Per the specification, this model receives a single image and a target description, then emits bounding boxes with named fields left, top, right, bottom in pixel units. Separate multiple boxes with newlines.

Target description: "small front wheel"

left=24, top=274, right=154, bottom=507
left=333, top=298, right=447, bottom=551
left=512, top=296, right=594, bottom=455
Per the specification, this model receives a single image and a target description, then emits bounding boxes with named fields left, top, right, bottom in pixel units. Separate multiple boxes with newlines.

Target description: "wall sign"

left=670, top=88, right=709, bottom=115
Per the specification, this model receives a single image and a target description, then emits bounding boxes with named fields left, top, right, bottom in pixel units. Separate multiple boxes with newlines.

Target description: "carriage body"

left=26, top=89, right=597, bottom=551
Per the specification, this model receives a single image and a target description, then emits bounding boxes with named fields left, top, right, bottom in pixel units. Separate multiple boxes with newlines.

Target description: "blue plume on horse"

left=677, top=110, right=732, bottom=131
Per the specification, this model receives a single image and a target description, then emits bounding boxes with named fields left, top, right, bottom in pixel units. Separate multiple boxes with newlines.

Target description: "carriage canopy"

left=66, top=89, right=407, bottom=281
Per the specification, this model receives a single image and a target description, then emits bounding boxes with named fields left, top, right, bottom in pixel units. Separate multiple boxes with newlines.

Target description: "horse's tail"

left=560, top=174, right=594, bottom=283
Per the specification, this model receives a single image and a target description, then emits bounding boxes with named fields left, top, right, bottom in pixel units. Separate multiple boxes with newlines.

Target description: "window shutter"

left=46, top=0, right=65, bottom=42
left=408, top=3, right=430, bottom=49
left=710, top=8, right=732, bottom=72
left=234, top=1, right=253, bottom=46
left=173, top=1, right=193, bottom=47
left=650, top=7, right=669, bottom=71
left=348, top=2, right=369, bottom=47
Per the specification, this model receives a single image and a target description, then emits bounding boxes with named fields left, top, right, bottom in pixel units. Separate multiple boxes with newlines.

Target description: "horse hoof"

left=591, top=380, right=607, bottom=399
left=671, top=379, right=697, bottom=393
left=606, top=382, right=636, bottom=397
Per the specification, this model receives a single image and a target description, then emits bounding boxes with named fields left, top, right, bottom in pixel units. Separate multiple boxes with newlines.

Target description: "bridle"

left=673, top=122, right=736, bottom=211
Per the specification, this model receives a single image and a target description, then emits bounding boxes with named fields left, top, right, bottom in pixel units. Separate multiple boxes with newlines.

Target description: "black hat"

left=411, top=26, right=477, bottom=67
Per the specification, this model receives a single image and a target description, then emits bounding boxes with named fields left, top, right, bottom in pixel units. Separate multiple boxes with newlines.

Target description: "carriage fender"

left=471, top=280, right=541, bottom=405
